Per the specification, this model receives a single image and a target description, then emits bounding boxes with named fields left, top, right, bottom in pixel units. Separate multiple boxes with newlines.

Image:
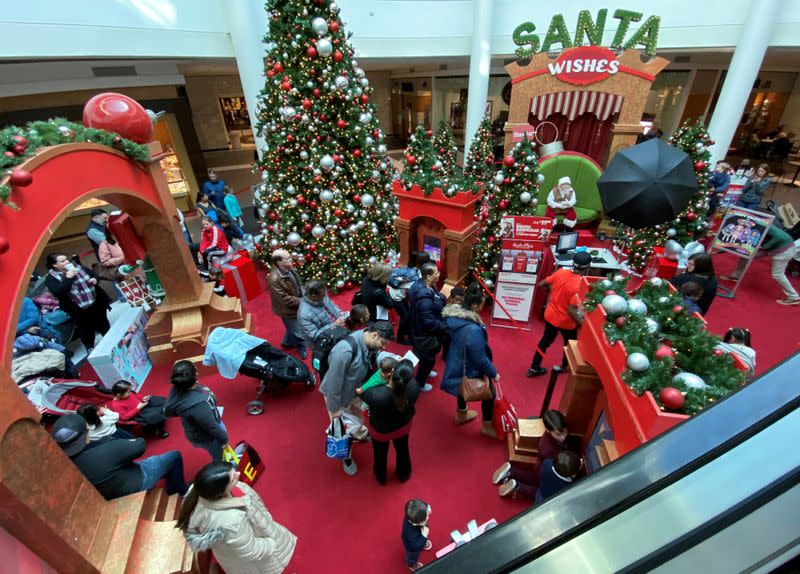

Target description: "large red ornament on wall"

left=82, top=93, right=153, bottom=144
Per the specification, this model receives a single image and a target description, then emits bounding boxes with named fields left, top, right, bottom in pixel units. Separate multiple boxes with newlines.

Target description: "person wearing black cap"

left=527, top=251, right=592, bottom=377
left=51, top=414, right=188, bottom=500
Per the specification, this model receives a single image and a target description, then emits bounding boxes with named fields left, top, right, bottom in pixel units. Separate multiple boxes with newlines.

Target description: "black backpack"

left=312, top=326, right=356, bottom=377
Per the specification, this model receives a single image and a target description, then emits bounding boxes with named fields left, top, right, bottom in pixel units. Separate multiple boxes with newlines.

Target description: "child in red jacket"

left=198, top=216, right=229, bottom=270
left=109, top=380, right=169, bottom=438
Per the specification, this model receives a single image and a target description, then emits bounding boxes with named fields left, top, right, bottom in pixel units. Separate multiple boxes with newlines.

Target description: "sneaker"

left=423, top=540, right=432, bottom=551
left=421, top=383, right=433, bottom=392
left=157, top=430, right=170, bottom=439
left=777, top=298, right=800, bottom=306
left=499, top=479, right=517, bottom=497
left=342, top=458, right=357, bottom=476
left=526, top=367, right=547, bottom=377
left=409, top=563, right=423, bottom=572
left=428, top=370, right=438, bottom=379
left=492, top=462, right=512, bottom=485
left=552, top=364, right=568, bottom=374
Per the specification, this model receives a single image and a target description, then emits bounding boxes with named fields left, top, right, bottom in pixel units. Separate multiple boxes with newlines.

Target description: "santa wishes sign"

left=548, top=46, right=620, bottom=85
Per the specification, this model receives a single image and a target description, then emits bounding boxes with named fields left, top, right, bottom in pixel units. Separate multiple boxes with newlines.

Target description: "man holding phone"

left=44, top=252, right=111, bottom=352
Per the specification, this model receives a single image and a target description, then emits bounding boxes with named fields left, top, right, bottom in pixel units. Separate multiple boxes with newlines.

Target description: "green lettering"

left=611, top=9, right=642, bottom=49
left=574, top=9, right=607, bottom=46
left=513, top=21, right=540, bottom=59
left=541, top=14, right=573, bottom=53
left=623, top=15, right=661, bottom=56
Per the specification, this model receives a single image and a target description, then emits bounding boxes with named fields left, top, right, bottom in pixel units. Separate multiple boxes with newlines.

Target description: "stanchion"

left=539, top=368, right=561, bottom=417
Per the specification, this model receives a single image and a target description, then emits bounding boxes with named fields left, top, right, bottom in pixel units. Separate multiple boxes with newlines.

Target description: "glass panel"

left=643, top=70, right=692, bottom=136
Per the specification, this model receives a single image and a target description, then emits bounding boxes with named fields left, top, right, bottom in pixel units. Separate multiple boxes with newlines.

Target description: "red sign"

left=499, top=215, right=554, bottom=242
left=548, top=46, right=620, bottom=86
left=512, top=125, right=537, bottom=143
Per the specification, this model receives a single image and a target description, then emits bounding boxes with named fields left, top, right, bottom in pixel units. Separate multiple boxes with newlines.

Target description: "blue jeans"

left=137, top=450, right=188, bottom=495
left=738, top=200, right=759, bottom=210
left=281, top=317, right=307, bottom=352
left=191, top=421, right=227, bottom=462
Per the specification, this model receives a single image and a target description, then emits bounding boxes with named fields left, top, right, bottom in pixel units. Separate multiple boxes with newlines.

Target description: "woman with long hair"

left=361, top=359, right=421, bottom=484
left=670, top=253, right=718, bottom=315
left=177, top=462, right=296, bottom=574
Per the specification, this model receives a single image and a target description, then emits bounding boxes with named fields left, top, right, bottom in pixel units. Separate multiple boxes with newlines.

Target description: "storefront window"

left=643, top=70, right=692, bottom=137
left=432, top=76, right=469, bottom=146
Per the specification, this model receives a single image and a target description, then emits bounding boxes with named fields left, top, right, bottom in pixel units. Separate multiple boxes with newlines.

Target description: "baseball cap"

left=573, top=251, right=592, bottom=269
left=52, top=414, right=89, bottom=456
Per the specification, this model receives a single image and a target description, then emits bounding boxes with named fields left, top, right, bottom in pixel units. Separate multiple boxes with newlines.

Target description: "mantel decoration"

left=0, top=118, right=151, bottom=207
left=582, top=275, right=746, bottom=415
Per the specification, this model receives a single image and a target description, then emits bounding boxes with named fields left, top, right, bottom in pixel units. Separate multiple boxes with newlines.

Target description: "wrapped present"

left=222, top=252, right=261, bottom=304
left=223, top=441, right=264, bottom=486
left=108, top=212, right=146, bottom=264
left=435, top=519, right=498, bottom=558
left=645, top=246, right=678, bottom=279
left=119, top=273, right=158, bottom=310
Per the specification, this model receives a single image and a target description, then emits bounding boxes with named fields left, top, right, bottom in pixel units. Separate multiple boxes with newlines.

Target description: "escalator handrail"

left=422, top=351, right=800, bottom=573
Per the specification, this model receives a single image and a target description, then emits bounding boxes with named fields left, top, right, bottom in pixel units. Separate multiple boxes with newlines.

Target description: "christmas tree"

left=463, top=117, right=495, bottom=185
left=617, top=120, right=714, bottom=272
left=401, top=124, right=436, bottom=193
left=471, top=136, right=542, bottom=285
left=432, top=119, right=458, bottom=179
left=253, top=1, right=397, bottom=288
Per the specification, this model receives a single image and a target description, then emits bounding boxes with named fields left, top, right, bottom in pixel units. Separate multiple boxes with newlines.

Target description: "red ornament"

left=82, top=92, right=153, bottom=143
left=303, top=223, right=313, bottom=233
left=334, top=208, right=344, bottom=217
left=11, top=144, right=26, bottom=156
left=498, top=199, right=509, bottom=210
left=714, top=348, right=725, bottom=356
left=672, top=305, right=685, bottom=314
left=685, top=211, right=697, bottom=221
left=353, top=149, right=362, bottom=158
left=3, top=151, right=15, bottom=158
left=345, top=280, right=354, bottom=289
left=11, top=135, right=27, bottom=148
left=0, top=237, right=8, bottom=254
left=274, top=63, right=284, bottom=73
left=655, top=345, right=676, bottom=360
left=330, top=21, right=340, bottom=32
left=353, top=194, right=361, bottom=203
left=604, top=289, right=616, bottom=296
left=268, top=212, right=277, bottom=221
left=309, top=243, right=317, bottom=252
left=503, top=178, right=510, bottom=185
left=615, top=316, right=627, bottom=328
left=280, top=80, right=292, bottom=91
left=296, top=195, right=306, bottom=204
left=406, top=155, right=417, bottom=166
left=426, top=130, right=433, bottom=137
left=503, top=156, right=516, bottom=168
left=267, top=70, right=275, bottom=78
left=487, top=235, right=496, bottom=244
left=694, top=160, right=706, bottom=170
left=305, top=253, right=314, bottom=262
left=301, top=98, right=312, bottom=109
left=336, top=119, right=347, bottom=129
left=360, top=94, right=369, bottom=104
left=658, top=387, right=685, bottom=410
left=333, top=51, right=343, bottom=62
left=309, top=200, right=318, bottom=209
left=306, top=46, right=318, bottom=58
left=9, top=169, right=33, bottom=187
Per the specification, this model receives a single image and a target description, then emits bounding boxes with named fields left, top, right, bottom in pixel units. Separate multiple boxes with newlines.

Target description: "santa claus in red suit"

left=546, top=176, right=577, bottom=229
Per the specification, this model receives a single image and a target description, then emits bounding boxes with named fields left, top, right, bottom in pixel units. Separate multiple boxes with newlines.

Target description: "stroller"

left=23, top=377, right=139, bottom=431
left=204, top=327, right=315, bottom=415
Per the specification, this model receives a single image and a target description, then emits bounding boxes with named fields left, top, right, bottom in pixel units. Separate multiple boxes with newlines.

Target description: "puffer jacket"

left=408, top=279, right=446, bottom=337
left=184, top=482, right=296, bottom=574
left=297, top=294, right=342, bottom=345
left=440, top=305, right=497, bottom=396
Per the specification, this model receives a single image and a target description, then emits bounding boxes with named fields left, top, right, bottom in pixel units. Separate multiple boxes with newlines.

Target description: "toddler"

left=358, top=356, right=398, bottom=395
left=680, top=282, right=703, bottom=316
left=77, top=403, right=134, bottom=442
left=109, top=380, right=169, bottom=438
left=402, top=498, right=432, bottom=571
left=717, top=327, right=756, bottom=377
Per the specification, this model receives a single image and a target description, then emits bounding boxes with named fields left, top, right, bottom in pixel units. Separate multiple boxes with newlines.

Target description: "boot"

left=454, top=408, right=477, bottom=425
left=481, top=420, right=498, bottom=439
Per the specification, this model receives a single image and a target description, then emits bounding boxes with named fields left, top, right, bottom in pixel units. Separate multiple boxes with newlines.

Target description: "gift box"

left=645, top=246, right=678, bottom=279
left=222, top=252, right=261, bottom=304
left=88, top=306, right=151, bottom=390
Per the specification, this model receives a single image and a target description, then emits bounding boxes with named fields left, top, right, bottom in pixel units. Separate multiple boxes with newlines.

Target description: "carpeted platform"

left=123, top=257, right=798, bottom=573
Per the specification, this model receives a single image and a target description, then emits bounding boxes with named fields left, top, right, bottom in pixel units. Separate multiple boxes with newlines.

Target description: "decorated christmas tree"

left=253, top=1, right=397, bottom=288
left=617, top=120, right=714, bottom=271
left=432, top=118, right=458, bottom=179
left=471, top=136, right=542, bottom=285
left=463, top=117, right=495, bottom=185
left=401, top=124, right=436, bottom=193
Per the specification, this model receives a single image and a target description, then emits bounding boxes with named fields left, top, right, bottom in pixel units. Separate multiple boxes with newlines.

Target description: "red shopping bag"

left=492, top=383, right=518, bottom=440
left=223, top=441, right=264, bottom=486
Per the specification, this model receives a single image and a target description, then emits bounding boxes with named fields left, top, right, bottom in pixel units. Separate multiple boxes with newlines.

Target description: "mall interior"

left=1, top=1, right=800, bottom=573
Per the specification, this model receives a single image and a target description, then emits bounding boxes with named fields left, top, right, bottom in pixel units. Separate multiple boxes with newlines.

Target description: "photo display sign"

left=492, top=216, right=554, bottom=327
left=711, top=206, right=774, bottom=299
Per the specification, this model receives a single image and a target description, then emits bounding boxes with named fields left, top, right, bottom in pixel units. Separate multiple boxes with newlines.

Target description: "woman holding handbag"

left=441, top=283, right=498, bottom=438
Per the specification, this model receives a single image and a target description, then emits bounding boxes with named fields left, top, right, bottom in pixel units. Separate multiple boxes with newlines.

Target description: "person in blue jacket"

left=441, top=283, right=499, bottom=438
left=202, top=169, right=227, bottom=211
left=707, top=161, right=731, bottom=220
left=408, top=262, right=446, bottom=391
left=737, top=163, right=770, bottom=210
left=17, top=297, right=61, bottom=341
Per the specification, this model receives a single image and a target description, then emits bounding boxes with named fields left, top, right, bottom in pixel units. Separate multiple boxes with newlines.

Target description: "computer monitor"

left=555, top=231, right=578, bottom=253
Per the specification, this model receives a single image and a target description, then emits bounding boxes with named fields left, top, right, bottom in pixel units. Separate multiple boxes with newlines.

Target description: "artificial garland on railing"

left=583, top=275, right=745, bottom=415
left=0, top=118, right=151, bottom=206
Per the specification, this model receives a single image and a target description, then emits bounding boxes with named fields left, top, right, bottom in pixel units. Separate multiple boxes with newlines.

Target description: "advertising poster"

left=498, top=215, right=554, bottom=242
left=713, top=206, right=773, bottom=258
left=717, top=175, right=748, bottom=216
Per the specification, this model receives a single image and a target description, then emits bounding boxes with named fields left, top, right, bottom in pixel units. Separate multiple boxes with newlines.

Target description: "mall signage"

left=548, top=46, right=620, bottom=85
left=513, top=9, right=661, bottom=60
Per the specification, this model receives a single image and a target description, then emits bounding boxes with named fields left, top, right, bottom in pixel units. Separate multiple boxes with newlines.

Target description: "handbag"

left=223, top=441, right=265, bottom=486
left=492, top=382, right=518, bottom=440
left=325, top=417, right=352, bottom=459
left=459, top=346, right=492, bottom=402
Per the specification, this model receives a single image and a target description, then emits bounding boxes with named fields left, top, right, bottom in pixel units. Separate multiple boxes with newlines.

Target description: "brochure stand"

left=709, top=206, right=775, bottom=298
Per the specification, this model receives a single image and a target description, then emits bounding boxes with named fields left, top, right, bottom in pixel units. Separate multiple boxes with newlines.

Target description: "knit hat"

left=573, top=251, right=592, bottom=269
left=52, top=414, right=89, bottom=456
left=558, top=176, right=572, bottom=186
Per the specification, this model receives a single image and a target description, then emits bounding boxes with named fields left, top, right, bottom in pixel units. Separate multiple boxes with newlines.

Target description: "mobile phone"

left=64, top=263, right=76, bottom=273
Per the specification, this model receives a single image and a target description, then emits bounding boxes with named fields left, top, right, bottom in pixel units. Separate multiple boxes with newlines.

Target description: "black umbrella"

left=597, top=138, right=697, bottom=229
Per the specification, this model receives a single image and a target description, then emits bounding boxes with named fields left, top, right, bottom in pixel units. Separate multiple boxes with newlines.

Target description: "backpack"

left=312, top=326, right=356, bottom=377
left=388, top=267, right=419, bottom=288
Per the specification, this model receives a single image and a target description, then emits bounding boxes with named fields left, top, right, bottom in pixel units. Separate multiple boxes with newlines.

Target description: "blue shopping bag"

left=326, top=417, right=352, bottom=459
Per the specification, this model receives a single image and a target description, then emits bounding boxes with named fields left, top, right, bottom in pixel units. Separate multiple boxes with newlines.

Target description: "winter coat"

left=44, top=266, right=110, bottom=320
left=440, top=305, right=497, bottom=396
left=268, top=266, right=302, bottom=319
left=98, top=241, right=126, bottom=267
left=319, top=330, right=373, bottom=413
left=184, top=482, right=296, bottom=574
left=200, top=225, right=229, bottom=254
left=739, top=176, right=770, bottom=205
left=408, top=279, right=446, bottom=338
left=361, top=276, right=394, bottom=322
left=297, top=294, right=342, bottom=345
left=163, top=386, right=228, bottom=446
left=16, top=297, right=60, bottom=340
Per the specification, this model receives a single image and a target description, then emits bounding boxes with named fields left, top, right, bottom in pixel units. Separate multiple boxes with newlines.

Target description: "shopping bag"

left=492, top=383, right=518, bottom=440
left=223, top=441, right=265, bottom=486
left=325, top=417, right=352, bottom=459
left=340, top=410, right=368, bottom=440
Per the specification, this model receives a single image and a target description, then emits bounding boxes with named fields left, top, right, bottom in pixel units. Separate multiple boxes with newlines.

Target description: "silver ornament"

left=627, top=352, right=650, bottom=372
left=666, top=228, right=677, bottom=238
left=282, top=106, right=296, bottom=119
left=627, top=299, right=648, bottom=315
left=311, top=225, right=325, bottom=238
left=601, top=294, right=628, bottom=316
left=320, top=190, right=334, bottom=203
left=330, top=2, right=340, bottom=14
left=359, top=112, right=372, bottom=124
left=536, top=173, right=545, bottom=183
left=370, top=171, right=380, bottom=182
left=286, top=184, right=296, bottom=195
left=311, top=17, right=329, bottom=36
left=365, top=136, right=374, bottom=145
left=261, top=171, right=270, bottom=182
left=269, top=239, right=279, bottom=248
left=645, top=318, right=660, bottom=334
left=664, top=240, right=683, bottom=261
left=484, top=279, right=494, bottom=289
left=377, top=144, right=388, bottom=154
left=658, top=296, right=670, bottom=304
left=613, top=274, right=625, bottom=282
left=300, top=150, right=309, bottom=160
left=361, top=193, right=374, bottom=206
left=672, top=372, right=707, bottom=390
left=317, top=38, right=333, bottom=57
left=286, top=232, right=302, bottom=246
left=494, top=171, right=505, bottom=185
left=320, top=155, right=335, bottom=172
left=520, top=191, right=532, bottom=203
left=334, top=75, right=349, bottom=90
left=649, top=277, right=664, bottom=287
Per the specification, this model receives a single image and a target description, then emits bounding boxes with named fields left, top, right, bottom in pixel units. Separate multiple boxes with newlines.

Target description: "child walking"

left=402, top=499, right=432, bottom=571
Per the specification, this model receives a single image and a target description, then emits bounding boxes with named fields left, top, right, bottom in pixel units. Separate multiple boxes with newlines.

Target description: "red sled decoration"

left=645, top=246, right=679, bottom=279
left=222, top=251, right=262, bottom=304
left=223, top=441, right=264, bottom=486
left=492, top=382, right=518, bottom=440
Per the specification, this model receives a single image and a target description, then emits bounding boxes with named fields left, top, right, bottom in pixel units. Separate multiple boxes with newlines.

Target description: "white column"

left=225, top=0, right=270, bottom=160
left=707, top=0, right=780, bottom=164
left=463, top=0, right=493, bottom=157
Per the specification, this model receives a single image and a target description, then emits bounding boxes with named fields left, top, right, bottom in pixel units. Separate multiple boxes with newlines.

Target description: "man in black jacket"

left=52, top=414, right=187, bottom=500
left=408, top=263, right=445, bottom=391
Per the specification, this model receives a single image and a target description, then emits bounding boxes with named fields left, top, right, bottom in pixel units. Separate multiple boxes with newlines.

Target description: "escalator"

left=424, top=352, right=800, bottom=574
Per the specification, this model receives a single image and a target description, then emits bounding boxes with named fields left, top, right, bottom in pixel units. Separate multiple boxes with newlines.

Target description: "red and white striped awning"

left=530, top=91, right=624, bottom=122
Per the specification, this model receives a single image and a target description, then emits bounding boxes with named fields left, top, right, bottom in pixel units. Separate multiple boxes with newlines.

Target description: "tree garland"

left=583, top=275, right=745, bottom=415
left=0, top=118, right=151, bottom=207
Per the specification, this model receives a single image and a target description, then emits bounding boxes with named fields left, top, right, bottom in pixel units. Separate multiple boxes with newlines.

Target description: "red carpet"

left=131, top=257, right=798, bottom=573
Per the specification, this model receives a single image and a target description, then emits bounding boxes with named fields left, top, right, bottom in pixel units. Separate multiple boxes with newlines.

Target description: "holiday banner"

left=499, top=215, right=553, bottom=241
left=713, top=207, right=774, bottom=259
left=511, top=125, right=537, bottom=143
